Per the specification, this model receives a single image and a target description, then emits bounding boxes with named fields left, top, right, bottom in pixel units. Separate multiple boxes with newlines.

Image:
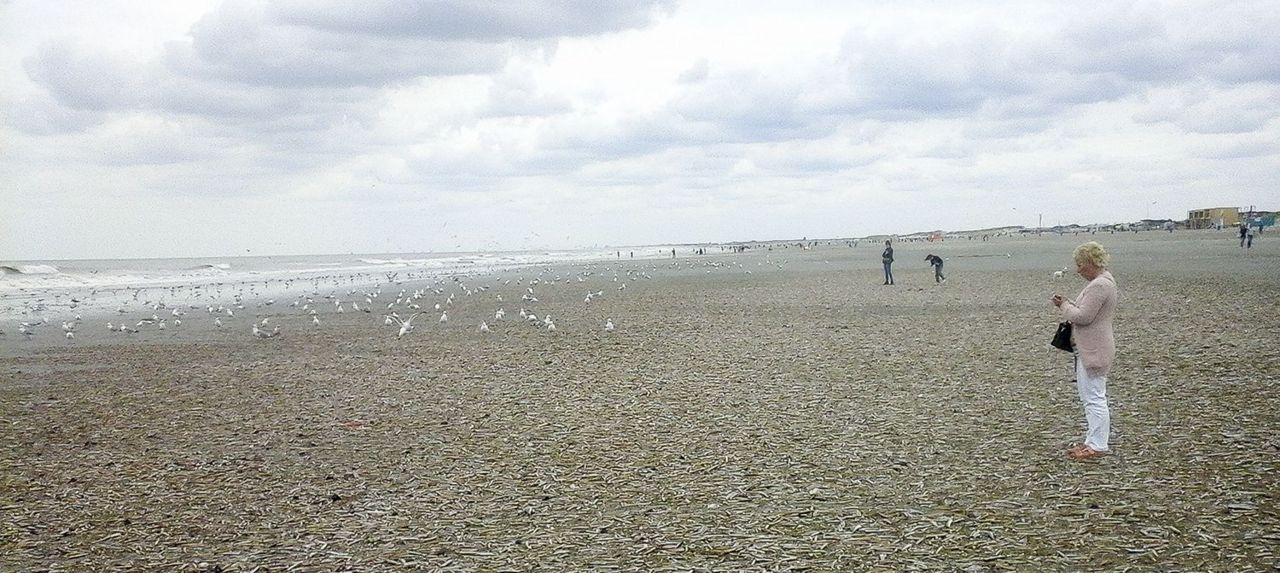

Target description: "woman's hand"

left=1051, top=294, right=1065, bottom=307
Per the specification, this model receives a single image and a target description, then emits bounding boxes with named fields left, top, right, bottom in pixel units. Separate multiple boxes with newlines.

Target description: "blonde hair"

left=1073, top=241, right=1109, bottom=269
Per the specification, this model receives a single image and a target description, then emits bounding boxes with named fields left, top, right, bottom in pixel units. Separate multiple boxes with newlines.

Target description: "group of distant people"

left=1239, top=223, right=1256, bottom=249
left=878, top=239, right=945, bottom=286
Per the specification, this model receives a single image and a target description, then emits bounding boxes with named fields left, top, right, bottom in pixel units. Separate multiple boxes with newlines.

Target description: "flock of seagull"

left=2, top=259, right=761, bottom=345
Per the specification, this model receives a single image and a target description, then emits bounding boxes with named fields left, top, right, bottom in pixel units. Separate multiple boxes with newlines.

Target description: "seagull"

left=214, top=317, right=223, bottom=328
left=439, top=311, right=448, bottom=323
left=65, top=331, right=74, bottom=340
left=312, top=316, right=321, bottom=326
left=605, top=319, right=615, bottom=332
left=495, top=308, right=505, bottom=320
left=479, top=321, right=490, bottom=332
left=391, top=313, right=420, bottom=338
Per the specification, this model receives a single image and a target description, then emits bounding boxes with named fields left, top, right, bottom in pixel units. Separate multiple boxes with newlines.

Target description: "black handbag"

left=1051, top=322, right=1074, bottom=352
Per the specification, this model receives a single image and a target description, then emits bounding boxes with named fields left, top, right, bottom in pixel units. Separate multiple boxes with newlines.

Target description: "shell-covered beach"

left=2, top=231, right=1277, bottom=572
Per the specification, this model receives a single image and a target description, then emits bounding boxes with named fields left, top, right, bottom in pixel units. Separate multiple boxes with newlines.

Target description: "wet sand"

left=2, top=230, right=1278, bottom=571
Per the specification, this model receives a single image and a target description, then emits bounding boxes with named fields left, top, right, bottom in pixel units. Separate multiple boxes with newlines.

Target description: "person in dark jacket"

left=925, top=254, right=946, bottom=283
left=882, top=240, right=894, bottom=285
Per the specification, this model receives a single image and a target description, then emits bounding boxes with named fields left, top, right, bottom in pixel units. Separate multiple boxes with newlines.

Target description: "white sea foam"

left=0, top=264, right=60, bottom=275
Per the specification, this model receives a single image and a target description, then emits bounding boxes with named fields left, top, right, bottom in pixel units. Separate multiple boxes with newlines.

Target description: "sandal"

left=1068, top=447, right=1104, bottom=461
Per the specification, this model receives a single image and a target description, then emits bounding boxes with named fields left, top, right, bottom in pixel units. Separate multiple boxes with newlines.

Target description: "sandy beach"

left=2, top=230, right=1277, bottom=571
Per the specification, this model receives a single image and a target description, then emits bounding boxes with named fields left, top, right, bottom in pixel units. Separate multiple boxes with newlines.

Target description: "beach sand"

left=2, top=230, right=1278, bottom=571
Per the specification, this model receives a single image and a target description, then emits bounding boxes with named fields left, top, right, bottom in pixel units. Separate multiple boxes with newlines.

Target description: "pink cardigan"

left=1061, top=270, right=1118, bottom=376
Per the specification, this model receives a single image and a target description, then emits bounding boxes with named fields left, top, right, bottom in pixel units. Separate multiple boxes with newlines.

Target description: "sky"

left=2, top=0, right=1278, bottom=259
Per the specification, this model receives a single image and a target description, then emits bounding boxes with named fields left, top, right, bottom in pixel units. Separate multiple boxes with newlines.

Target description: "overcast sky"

left=2, top=0, right=1277, bottom=259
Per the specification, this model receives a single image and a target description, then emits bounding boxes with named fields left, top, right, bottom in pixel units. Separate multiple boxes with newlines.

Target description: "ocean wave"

left=358, top=258, right=433, bottom=266
left=188, top=263, right=231, bottom=271
left=0, top=264, right=60, bottom=275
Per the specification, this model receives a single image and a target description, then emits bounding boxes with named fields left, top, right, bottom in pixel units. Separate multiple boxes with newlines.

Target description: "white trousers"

left=1075, top=355, right=1110, bottom=451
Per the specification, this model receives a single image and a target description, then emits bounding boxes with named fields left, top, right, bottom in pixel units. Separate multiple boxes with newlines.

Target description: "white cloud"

left=2, top=0, right=1278, bottom=259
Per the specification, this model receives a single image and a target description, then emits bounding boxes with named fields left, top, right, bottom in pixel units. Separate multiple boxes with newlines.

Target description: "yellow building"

left=1188, top=207, right=1240, bottom=229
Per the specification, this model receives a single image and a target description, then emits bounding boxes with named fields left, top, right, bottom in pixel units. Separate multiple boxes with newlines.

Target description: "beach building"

left=1188, top=207, right=1240, bottom=229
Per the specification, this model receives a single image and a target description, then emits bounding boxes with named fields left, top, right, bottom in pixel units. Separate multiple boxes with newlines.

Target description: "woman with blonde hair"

left=1051, top=241, right=1118, bottom=461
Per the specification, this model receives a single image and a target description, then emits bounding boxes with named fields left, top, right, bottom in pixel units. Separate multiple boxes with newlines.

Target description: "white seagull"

left=391, top=313, right=420, bottom=338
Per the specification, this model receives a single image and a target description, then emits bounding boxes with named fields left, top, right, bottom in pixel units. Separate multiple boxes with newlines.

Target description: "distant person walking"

left=1240, top=223, right=1249, bottom=247
left=1051, top=241, right=1118, bottom=461
left=881, top=240, right=895, bottom=285
left=1246, top=226, right=1255, bottom=249
left=924, top=254, right=945, bottom=283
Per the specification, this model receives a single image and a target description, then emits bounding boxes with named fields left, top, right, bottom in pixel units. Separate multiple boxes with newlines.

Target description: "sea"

left=0, top=247, right=673, bottom=323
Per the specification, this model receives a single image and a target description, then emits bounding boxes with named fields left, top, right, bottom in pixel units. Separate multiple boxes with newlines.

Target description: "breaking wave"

left=0, top=264, right=60, bottom=275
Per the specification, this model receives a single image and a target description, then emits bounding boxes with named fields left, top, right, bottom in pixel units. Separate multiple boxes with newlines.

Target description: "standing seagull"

left=605, top=319, right=615, bottom=332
